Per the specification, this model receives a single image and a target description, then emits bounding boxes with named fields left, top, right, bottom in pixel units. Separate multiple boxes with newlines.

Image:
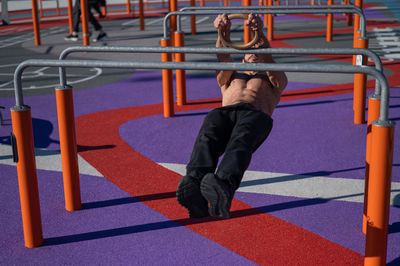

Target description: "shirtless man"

left=176, top=14, right=288, bottom=219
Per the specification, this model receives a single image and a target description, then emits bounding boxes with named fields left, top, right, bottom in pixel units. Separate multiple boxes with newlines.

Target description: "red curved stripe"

left=75, top=99, right=363, bottom=264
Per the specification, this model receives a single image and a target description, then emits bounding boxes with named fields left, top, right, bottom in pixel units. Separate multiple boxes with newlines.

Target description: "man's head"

left=243, top=53, right=259, bottom=63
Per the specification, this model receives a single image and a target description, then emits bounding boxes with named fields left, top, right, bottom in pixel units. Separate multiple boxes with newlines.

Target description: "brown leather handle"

left=217, top=14, right=259, bottom=50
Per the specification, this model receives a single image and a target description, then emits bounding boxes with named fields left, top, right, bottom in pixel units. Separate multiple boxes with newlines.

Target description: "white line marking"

left=146, top=17, right=164, bottom=26
left=196, top=16, right=210, bottom=24
left=382, top=47, right=400, bottom=53
left=0, top=144, right=104, bottom=177
left=376, top=37, right=399, bottom=41
left=159, top=162, right=400, bottom=206
left=384, top=54, right=400, bottom=59
left=372, top=27, right=393, bottom=32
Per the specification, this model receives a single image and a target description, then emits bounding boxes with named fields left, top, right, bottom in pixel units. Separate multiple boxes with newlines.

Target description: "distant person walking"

left=64, top=0, right=107, bottom=42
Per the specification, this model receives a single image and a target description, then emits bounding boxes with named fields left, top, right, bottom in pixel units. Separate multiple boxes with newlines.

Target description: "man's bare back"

left=215, top=14, right=287, bottom=116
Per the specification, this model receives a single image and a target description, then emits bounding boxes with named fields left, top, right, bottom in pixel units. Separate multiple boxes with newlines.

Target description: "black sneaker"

left=64, top=33, right=78, bottom=41
left=176, top=176, right=209, bottom=218
left=93, top=32, right=107, bottom=42
left=200, top=173, right=233, bottom=219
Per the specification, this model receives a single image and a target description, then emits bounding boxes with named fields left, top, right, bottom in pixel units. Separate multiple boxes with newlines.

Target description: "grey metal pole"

left=59, top=46, right=382, bottom=95
left=16, top=59, right=390, bottom=121
left=162, top=8, right=366, bottom=40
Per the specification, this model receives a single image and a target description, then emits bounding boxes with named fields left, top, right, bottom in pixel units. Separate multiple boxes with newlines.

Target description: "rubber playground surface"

left=0, top=0, right=399, bottom=264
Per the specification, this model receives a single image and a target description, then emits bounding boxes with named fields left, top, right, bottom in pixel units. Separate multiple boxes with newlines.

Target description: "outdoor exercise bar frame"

left=11, top=57, right=394, bottom=265
left=162, top=8, right=366, bottom=40
left=162, top=8, right=368, bottom=121
left=178, top=5, right=365, bottom=40
left=58, top=46, right=382, bottom=116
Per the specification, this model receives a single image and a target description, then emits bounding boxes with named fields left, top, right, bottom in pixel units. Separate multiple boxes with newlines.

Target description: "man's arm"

left=215, top=14, right=234, bottom=90
left=247, top=14, right=288, bottom=94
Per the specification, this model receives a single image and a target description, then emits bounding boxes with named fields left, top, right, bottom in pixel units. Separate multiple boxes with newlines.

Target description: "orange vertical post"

left=56, top=86, right=82, bottom=211
left=174, top=31, right=186, bottom=106
left=200, top=0, right=204, bottom=6
left=169, top=0, right=177, bottom=41
left=39, top=0, right=43, bottom=17
left=139, top=0, right=144, bottom=30
left=263, top=0, right=267, bottom=27
left=224, top=0, right=228, bottom=6
left=354, top=0, right=362, bottom=38
left=80, top=0, right=90, bottom=46
left=101, top=5, right=107, bottom=17
left=67, top=0, right=74, bottom=34
left=243, top=0, right=251, bottom=44
left=161, top=39, right=174, bottom=117
left=353, top=37, right=368, bottom=124
left=126, top=0, right=131, bottom=14
left=267, top=0, right=273, bottom=41
left=363, top=95, right=381, bottom=234
left=191, top=0, right=196, bottom=35
left=276, top=0, right=279, bottom=5
left=353, top=30, right=361, bottom=65
left=11, top=106, right=43, bottom=248
left=56, top=0, right=60, bottom=16
left=345, top=0, right=352, bottom=26
left=326, top=0, right=333, bottom=42
left=31, top=0, right=41, bottom=46
left=364, top=121, right=395, bottom=266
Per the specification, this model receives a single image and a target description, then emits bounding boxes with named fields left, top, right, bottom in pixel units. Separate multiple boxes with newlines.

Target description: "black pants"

left=72, top=0, right=102, bottom=32
left=186, top=102, right=273, bottom=192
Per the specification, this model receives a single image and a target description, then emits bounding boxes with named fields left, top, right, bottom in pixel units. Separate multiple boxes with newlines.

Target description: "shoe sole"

left=200, top=174, right=231, bottom=219
left=176, top=176, right=208, bottom=218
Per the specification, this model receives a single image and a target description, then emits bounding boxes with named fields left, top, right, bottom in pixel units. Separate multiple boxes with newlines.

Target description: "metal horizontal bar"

left=59, top=46, right=382, bottom=94
left=180, top=5, right=361, bottom=11
left=16, top=59, right=389, bottom=121
left=163, top=8, right=366, bottom=39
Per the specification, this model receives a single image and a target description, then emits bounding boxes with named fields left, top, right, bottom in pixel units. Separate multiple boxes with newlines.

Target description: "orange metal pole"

left=191, top=0, right=196, bottom=35
left=243, top=0, right=251, bottom=44
left=354, top=0, right=362, bottom=37
left=200, top=0, right=204, bottom=7
left=67, top=0, right=74, bottom=34
left=276, top=0, right=279, bottom=5
left=39, top=0, right=43, bottom=17
left=80, top=0, right=90, bottom=46
left=353, top=37, right=368, bottom=124
left=267, top=0, right=273, bottom=41
left=363, top=95, right=381, bottom=234
left=56, top=87, right=82, bottom=211
left=57, top=0, right=60, bottom=16
left=11, top=106, right=43, bottom=248
left=263, top=0, right=267, bottom=27
left=345, top=0, right=352, bottom=26
left=353, top=30, right=361, bottom=65
left=101, top=6, right=107, bottom=17
left=127, top=0, right=131, bottom=14
left=364, top=122, right=394, bottom=266
left=174, top=32, right=187, bottom=106
left=139, top=0, right=144, bottom=30
left=169, top=0, right=177, bottom=41
left=161, top=39, right=174, bottom=117
left=224, top=0, right=228, bottom=6
left=326, top=0, right=333, bottom=42
left=31, top=0, right=41, bottom=46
